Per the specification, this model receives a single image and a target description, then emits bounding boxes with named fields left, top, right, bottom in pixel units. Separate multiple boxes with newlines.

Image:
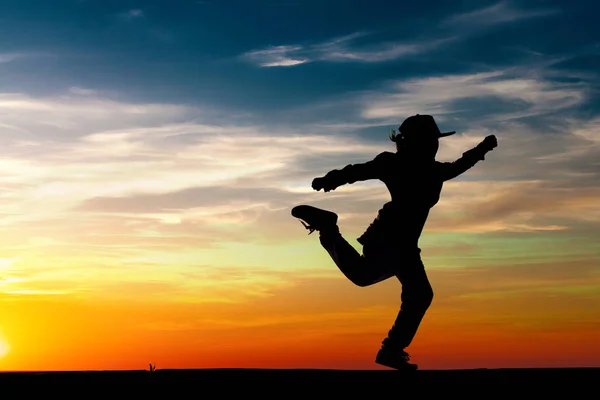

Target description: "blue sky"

left=2, top=0, right=599, bottom=127
left=0, top=0, right=598, bottom=296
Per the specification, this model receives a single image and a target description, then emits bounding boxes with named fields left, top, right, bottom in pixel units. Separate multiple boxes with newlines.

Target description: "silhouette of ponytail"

left=389, top=128, right=407, bottom=152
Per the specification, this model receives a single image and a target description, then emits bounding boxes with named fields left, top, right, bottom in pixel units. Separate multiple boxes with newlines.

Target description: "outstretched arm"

left=439, top=135, right=498, bottom=181
left=312, top=152, right=391, bottom=192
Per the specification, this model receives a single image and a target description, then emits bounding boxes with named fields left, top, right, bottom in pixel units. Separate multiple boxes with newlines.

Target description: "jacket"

left=320, top=143, right=492, bottom=249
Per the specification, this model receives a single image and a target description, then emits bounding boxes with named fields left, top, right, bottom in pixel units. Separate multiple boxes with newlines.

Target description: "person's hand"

left=312, top=177, right=335, bottom=192
left=482, top=135, right=498, bottom=151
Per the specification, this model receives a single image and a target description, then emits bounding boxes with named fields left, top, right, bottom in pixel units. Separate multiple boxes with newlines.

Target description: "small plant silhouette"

left=148, top=363, right=156, bottom=373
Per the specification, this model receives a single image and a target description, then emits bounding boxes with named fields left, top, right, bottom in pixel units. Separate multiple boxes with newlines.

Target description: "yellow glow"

left=0, top=335, right=9, bottom=359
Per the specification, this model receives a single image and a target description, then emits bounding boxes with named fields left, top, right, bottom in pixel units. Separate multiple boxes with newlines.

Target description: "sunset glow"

left=0, top=334, right=9, bottom=360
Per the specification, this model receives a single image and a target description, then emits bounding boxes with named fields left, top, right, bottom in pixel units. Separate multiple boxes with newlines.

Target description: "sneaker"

left=291, top=205, right=338, bottom=235
left=375, top=346, right=418, bottom=371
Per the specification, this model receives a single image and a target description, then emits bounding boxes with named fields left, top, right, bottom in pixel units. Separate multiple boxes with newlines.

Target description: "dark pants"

left=319, top=230, right=434, bottom=350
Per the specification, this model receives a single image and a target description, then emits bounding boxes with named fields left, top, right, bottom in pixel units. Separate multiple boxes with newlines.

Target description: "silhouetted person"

left=291, top=114, right=498, bottom=371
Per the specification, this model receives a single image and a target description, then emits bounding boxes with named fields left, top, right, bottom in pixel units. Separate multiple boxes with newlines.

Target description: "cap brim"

left=438, top=131, right=456, bottom=138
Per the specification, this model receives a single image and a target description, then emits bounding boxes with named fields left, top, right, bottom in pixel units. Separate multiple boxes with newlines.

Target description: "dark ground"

left=1, top=368, right=598, bottom=395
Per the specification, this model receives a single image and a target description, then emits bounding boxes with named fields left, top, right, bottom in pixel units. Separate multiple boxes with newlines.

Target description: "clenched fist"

left=482, top=135, right=498, bottom=151
left=312, top=177, right=335, bottom=192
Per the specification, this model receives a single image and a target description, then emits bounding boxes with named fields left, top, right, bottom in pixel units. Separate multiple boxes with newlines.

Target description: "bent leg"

left=319, top=230, right=395, bottom=287
left=384, top=255, right=434, bottom=349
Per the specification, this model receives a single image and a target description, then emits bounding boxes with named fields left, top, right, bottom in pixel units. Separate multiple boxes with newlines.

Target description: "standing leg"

left=375, top=252, right=433, bottom=370
left=388, top=256, right=433, bottom=348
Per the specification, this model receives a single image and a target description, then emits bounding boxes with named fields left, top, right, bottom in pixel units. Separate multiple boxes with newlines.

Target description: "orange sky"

left=1, top=230, right=599, bottom=371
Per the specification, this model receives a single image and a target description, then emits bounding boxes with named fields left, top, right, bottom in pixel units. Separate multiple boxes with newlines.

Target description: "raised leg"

left=291, top=205, right=395, bottom=287
left=319, top=230, right=396, bottom=287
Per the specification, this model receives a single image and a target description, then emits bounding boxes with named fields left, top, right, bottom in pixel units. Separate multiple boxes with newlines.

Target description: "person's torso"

left=359, top=152, right=445, bottom=247
left=379, top=152, right=444, bottom=208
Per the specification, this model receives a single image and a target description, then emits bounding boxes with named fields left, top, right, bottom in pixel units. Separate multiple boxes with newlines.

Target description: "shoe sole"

left=375, top=359, right=418, bottom=372
left=375, top=353, right=418, bottom=372
left=291, top=205, right=338, bottom=224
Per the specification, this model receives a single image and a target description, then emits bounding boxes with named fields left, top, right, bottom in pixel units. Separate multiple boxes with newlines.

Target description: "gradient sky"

left=0, top=0, right=599, bottom=371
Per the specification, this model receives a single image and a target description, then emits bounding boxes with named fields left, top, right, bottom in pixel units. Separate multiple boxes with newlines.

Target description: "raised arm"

left=312, top=152, right=392, bottom=192
left=439, top=135, right=498, bottom=181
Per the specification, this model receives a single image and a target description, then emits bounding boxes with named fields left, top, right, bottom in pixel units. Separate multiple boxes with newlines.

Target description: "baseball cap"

left=398, top=114, right=456, bottom=139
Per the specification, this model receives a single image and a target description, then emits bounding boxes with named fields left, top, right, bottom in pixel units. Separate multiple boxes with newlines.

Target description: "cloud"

left=320, top=37, right=456, bottom=63
left=316, top=31, right=458, bottom=63
left=76, top=186, right=298, bottom=214
left=0, top=92, right=196, bottom=142
left=0, top=52, right=48, bottom=64
left=242, top=45, right=308, bottom=67
left=241, top=1, right=560, bottom=68
left=241, top=32, right=454, bottom=67
left=428, top=179, right=600, bottom=233
left=442, top=0, right=559, bottom=28
left=0, top=90, right=383, bottom=247
left=570, top=116, right=600, bottom=142
left=68, top=86, right=98, bottom=96
left=3, top=86, right=592, bottom=240
left=0, top=53, right=24, bottom=64
left=0, top=77, right=598, bottom=304
left=360, top=68, right=588, bottom=123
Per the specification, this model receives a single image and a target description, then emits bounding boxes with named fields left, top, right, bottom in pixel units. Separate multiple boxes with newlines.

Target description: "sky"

left=0, top=0, right=599, bottom=371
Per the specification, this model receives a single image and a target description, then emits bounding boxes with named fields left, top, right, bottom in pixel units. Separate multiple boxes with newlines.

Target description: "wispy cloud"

left=0, top=89, right=383, bottom=300
left=68, top=86, right=98, bottom=96
left=1, top=74, right=599, bottom=302
left=242, top=45, right=308, bottom=67
left=0, top=92, right=195, bottom=139
left=241, top=1, right=559, bottom=68
left=360, top=68, right=587, bottom=122
left=317, top=34, right=456, bottom=63
left=0, top=52, right=46, bottom=64
left=241, top=32, right=453, bottom=67
left=242, top=0, right=562, bottom=68
left=442, top=0, right=559, bottom=28
left=428, top=179, right=600, bottom=233
left=0, top=53, right=23, bottom=64
left=0, top=90, right=379, bottom=238
left=570, top=116, right=600, bottom=142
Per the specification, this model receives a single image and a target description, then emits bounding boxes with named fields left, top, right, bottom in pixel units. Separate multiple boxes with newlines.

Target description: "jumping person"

left=291, top=114, right=498, bottom=371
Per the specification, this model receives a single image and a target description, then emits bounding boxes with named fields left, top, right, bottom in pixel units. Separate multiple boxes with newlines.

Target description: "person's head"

left=389, top=114, right=456, bottom=160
